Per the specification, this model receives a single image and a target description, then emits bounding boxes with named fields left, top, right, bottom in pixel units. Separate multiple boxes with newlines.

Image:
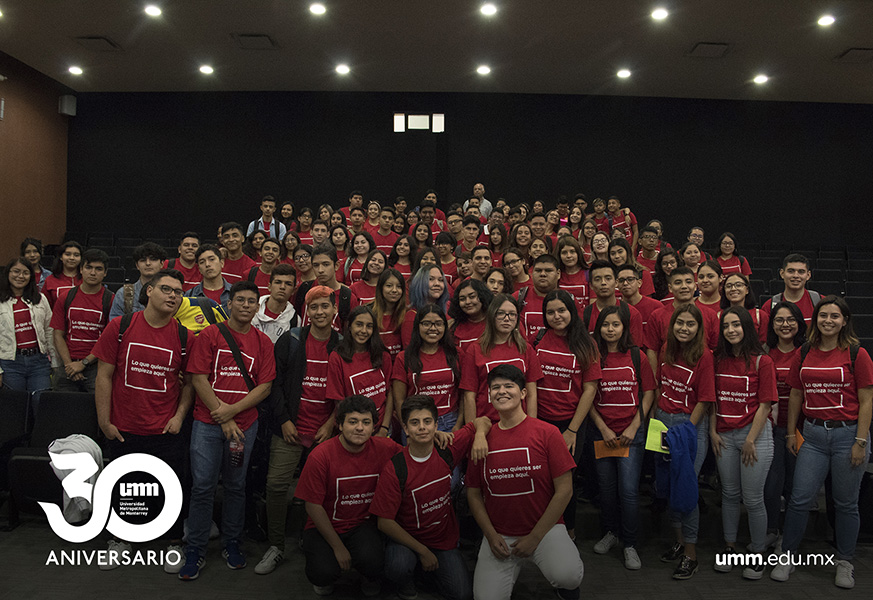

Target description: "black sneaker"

left=660, top=542, right=684, bottom=562
left=672, top=556, right=699, bottom=580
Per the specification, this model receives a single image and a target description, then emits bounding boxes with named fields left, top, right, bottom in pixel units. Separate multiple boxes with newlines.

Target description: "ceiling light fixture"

left=651, top=8, right=668, bottom=20
left=68, top=66, right=83, bottom=75
left=477, top=65, right=491, bottom=75
left=753, top=74, right=768, bottom=84
left=310, top=3, right=326, bottom=15
left=336, top=64, right=350, bottom=75
left=199, top=65, right=214, bottom=74
left=480, top=3, right=497, bottom=16
left=144, top=5, right=161, bottom=17
left=617, top=69, right=631, bottom=78
left=818, top=14, right=835, bottom=26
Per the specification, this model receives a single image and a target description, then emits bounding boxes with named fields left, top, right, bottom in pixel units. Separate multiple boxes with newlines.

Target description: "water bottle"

left=229, top=439, right=244, bottom=468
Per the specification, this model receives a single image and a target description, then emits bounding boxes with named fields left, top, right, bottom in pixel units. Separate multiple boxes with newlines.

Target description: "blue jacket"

left=656, top=421, right=699, bottom=514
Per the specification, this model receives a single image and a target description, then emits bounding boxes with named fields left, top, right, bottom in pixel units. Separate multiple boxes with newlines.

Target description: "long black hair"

left=0, top=257, right=42, bottom=304
left=541, top=289, right=597, bottom=369
left=51, top=241, right=84, bottom=277
left=336, top=305, right=386, bottom=368
left=652, top=248, right=680, bottom=300
left=404, top=304, right=460, bottom=381
left=593, top=304, right=632, bottom=366
left=716, top=306, right=765, bottom=370
left=766, top=300, right=807, bottom=349
left=448, top=278, right=492, bottom=333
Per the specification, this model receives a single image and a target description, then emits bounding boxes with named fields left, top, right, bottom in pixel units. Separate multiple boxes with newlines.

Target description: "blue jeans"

left=593, top=426, right=645, bottom=547
left=781, top=422, right=870, bottom=561
left=715, top=423, right=773, bottom=552
left=186, top=419, right=258, bottom=554
left=764, top=425, right=797, bottom=532
left=1, top=353, right=51, bottom=393
left=384, top=541, right=472, bottom=600
left=655, top=408, right=709, bottom=545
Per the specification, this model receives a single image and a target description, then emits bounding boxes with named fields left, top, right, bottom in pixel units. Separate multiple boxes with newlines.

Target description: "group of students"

left=0, top=186, right=869, bottom=596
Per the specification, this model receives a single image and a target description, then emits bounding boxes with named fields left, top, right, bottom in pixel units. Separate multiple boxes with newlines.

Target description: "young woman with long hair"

left=20, top=238, right=50, bottom=290
left=568, top=206, right=584, bottom=239
left=280, top=230, right=301, bottom=265
left=529, top=237, right=551, bottom=263
left=411, top=247, right=438, bottom=280
left=502, top=247, right=531, bottom=293
left=329, top=210, right=347, bottom=229
left=349, top=250, right=387, bottom=305
left=655, top=303, right=716, bottom=580
left=326, top=305, right=394, bottom=435
left=589, top=303, right=656, bottom=569
left=44, top=241, right=83, bottom=307
left=364, top=201, right=382, bottom=234
left=413, top=222, right=433, bottom=248
left=388, top=235, right=416, bottom=282
left=0, top=257, right=54, bottom=391
left=391, top=212, right=408, bottom=236
left=295, top=207, right=315, bottom=245
left=653, top=248, right=680, bottom=304
left=773, top=297, right=872, bottom=588
left=392, top=304, right=463, bottom=432
left=328, top=224, right=350, bottom=267
left=608, top=238, right=654, bottom=296
left=716, top=232, right=752, bottom=277
left=317, top=203, right=333, bottom=224
left=484, top=267, right=513, bottom=296
left=694, top=260, right=723, bottom=314
left=292, top=243, right=316, bottom=286
left=590, top=231, right=611, bottom=264
left=508, top=223, right=533, bottom=264
left=243, top=230, right=267, bottom=260
left=401, top=264, right=451, bottom=346
left=579, top=217, right=598, bottom=264
left=555, top=235, right=589, bottom=315
left=488, top=223, right=509, bottom=267
left=535, top=289, right=601, bottom=542
left=344, top=231, right=376, bottom=284
left=711, top=306, right=776, bottom=579
left=762, top=301, right=806, bottom=548
left=720, top=273, right=766, bottom=342
left=278, top=201, right=295, bottom=231
left=448, top=278, right=492, bottom=355
left=679, top=241, right=703, bottom=275
left=371, top=268, right=407, bottom=357
left=435, top=232, right=459, bottom=286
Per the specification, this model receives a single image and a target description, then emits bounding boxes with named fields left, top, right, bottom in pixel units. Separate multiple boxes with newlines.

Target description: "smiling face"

left=418, top=311, right=446, bottom=346
left=178, top=237, right=199, bottom=263
left=7, top=261, right=31, bottom=295
left=222, top=228, right=243, bottom=252
left=61, top=247, right=82, bottom=272
left=366, top=253, right=386, bottom=279
left=816, top=303, right=846, bottom=342
left=395, top=238, right=411, bottom=258
left=230, top=289, right=259, bottom=324
left=781, top=261, right=811, bottom=292
left=488, top=376, right=525, bottom=413
left=609, top=245, right=628, bottom=266
left=281, top=204, right=294, bottom=219
left=353, top=236, right=370, bottom=257
left=457, top=285, right=483, bottom=317
left=681, top=245, right=701, bottom=268
left=381, top=275, right=403, bottom=306
left=669, top=273, right=696, bottom=302
left=308, top=296, right=337, bottom=330
left=723, top=275, right=748, bottom=305
left=722, top=311, right=745, bottom=348
left=426, top=267, right=445, bottom=301
left=472, top=249, right=492, bottom=276
left=514, top=226, right=532, bottom=247
left=530, top=239, right=548, bottom=260
left=696, top=265, right=720, bottom=295
left=591, top=233, right=609, bottom=254
left=494, top=300, right=519, bottom=335
left=350, top=311, right=375, bottom=349
left=367, top=203, right=380, bottom=220
left=260, top=240, right=281, bottom=265
left=772, top=307, right=799, bottom=342
left=719, top=236, right=736, bottom=257
left=672, top=311, right=699, bottom=344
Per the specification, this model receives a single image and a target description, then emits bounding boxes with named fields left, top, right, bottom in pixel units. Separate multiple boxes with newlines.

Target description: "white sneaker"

left=313, top=584, right=334, bottom=596
left=163, top=544, right=184, bottom=574
left=769, top=554, right=795, bottom=582
left=254, top=546, right=283, bottom=575
left=593, top=531, right=618, bottom=555
left=623, top=547, right=641, bottom=570
left=99, top=540, right=132, bottom=571
left=835, top=560, right=855, bottom=589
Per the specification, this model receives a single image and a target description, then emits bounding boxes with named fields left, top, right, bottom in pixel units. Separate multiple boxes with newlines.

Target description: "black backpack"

left=391, top=447, right=455, bottom=494
left=63, top=286, right=113, bottom=327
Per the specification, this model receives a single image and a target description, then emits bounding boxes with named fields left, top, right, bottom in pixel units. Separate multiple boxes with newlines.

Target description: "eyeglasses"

left=158, top=285, right=184, bottom=297
left=8, top=269, right=30, bottom=277
left=504, top=258, right=522, bottom=267
left=294, top=253, right=311, bottom=261
left=773, top=317, right=797, bottom=326
left=495, top=310, right=518, bottom=321
left=419, top=320, right=445, bottom=330
left=617, top=277, right=638, bottom=284
left=724, top=282, right=747, bottom=290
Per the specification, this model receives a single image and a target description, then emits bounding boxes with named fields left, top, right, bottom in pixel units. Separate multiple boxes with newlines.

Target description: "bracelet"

left=856, top=437, right=867, bottom=443
left=567, top=428, right=578, bottom=434
left=380, top=425, right=389, bottom=432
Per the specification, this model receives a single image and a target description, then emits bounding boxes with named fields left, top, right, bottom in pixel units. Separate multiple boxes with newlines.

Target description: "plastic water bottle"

left=229, top=439, right=244, bottom=468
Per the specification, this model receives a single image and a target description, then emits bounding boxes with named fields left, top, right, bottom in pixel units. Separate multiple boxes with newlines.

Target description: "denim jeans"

left=764, top=425, right=797, bottom=532
left=655, top=408, right=709, bottom=544
left=384, top=541, right=472, bottom=600
left=781, top=422, right=870, bottom=561
left=593, top=425, right=645, bottom=547
left=186, top=419, right=258, bottom=554
left=1, top=353, right=51, bottom=393
left=715, top=423, right=773, bottom=552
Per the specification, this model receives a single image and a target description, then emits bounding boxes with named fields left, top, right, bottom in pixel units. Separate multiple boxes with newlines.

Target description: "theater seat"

left=846, top=297, right=873, bottom=315
left=848, top=270, right=873, bottom=282
left=847, top=282, right=873, bottom=296
left=810, top=281, right=844, bottom=297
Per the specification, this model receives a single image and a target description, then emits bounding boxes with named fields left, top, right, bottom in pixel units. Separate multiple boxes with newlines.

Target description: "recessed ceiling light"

left=480, top=3, right=497, bottom=16
left=651, top=8, right=669, bottom=20
left=818, top=14, right=835, bottom=26
left=753, top=74, right=768, bottom=84
left=310, top=3, right=326, bottom=15
left=0, top=9, right=4, bottom=17
left=68, top=66, right=83, bottom=75
left=199, top=65, right=214, bottom=75
left=477, top=65, right=491, bottom=75
left=336, top=64, right=350, bottom=75
left=617, top=69, right=631, bottom=78
left=144, top=5, right=161, bottom=17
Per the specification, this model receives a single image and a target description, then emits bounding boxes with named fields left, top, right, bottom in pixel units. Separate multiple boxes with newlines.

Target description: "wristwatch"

left=81, top=357, right=92, bottom=368
left=855, top=438, right=868, bottom=449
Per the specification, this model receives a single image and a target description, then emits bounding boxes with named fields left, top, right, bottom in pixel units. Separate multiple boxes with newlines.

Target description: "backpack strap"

left=177, top=322, right=188, bottom=360
left=755, top=354, right=762, bottom=372
left=771, top=292, right=783, bottom=307
left=808, top=290, right=822, bottom=306
left=168, top=258, right=177, bottom=269
left=118, top=312, right=134, bottom=343
left=849, top=344, right=859, bottom=374
left=63, top=286, right=79, bottom=327
left=391, top=447, right=454, bottom=495
left=517, top=286, right=529, bottom=307
left=582, top=304, right=594, bottom=330
left=101, top=288, right=113, bottom=324
left=338, top=286, right=352, bottom=324
left=532, top=328, right=548, bottom=348
left=247, top=266, right=260, bottom=283
left=800, top=342, right=810, bottom=366
left=216, top=322, right=256, bottom=391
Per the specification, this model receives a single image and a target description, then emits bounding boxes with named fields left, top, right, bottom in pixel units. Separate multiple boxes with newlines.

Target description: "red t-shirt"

left=393, top=262, right=412, bottom=282
left=694, top=298, right=721, bottom=316
left=768, top=346, right=800, bottom=428
left=295, top=435, right=402, bottom=533
left=326, top=351, right=393, bottom=420
left=644, top=304, right=719, bottom=354
left=451, top=319, right=486, bottom=355
left=465, top=416, right=576, bottom=537
left=363, top=221, right=381, bottom=235
left=585, top=302, right=645, bottom=349
left=251, top=268, right=271, bottom=297
left=459, top=340, right=544, bottom=422
left=559, top=270, right=589, bottom=315
left=296, top=336, right=333, bottom=438
left=13, top=298, right=38, bottom=349
left=513, top=277, right=533, bottom=294
left=163, top=259, right=202, bottom=291
left=714, top=355, right=777, bottom=432
left=51, top=288, right=113, bottom=360
left=92, top=312, right=191, bottom=435
left=346, top=258, right=365, bottom=285
left=392, top=348, right=459, bottom=416
left=204, top=286, right=225, bottom=306
left=400, top=308, right=417, bottom=348
left=628, top=295, right=663, bottom=330
left=373, top=231, right=400, bottom=254
left=515, top=288, right=548, bottom=338
left=297, top=230, right=314, bottom=246
left=717, top=255, right=752, bottom=277
left=656, top=350, right=716, bottom=414
left=787, top=346, right=873, bottom=422
left=761, top=290, right=817, bottom=328
left=187, top=323, right=276, bottom=431
left=222, top=255, right=257, bottom=285
left=43, top=273, right=81, bottom=308
left=441, top=260, right=459, bottom=287
left=370, top=425, right=475, bottom=550
left=595, top=350, right=656, bottom=432
left=593, top=215, right=610, bottom=234
left=636, top=253, right=657, bottom=276
left=534, top=330, right=602, bottom=421
left=610, top=210, right=637, bottom=242
left=350, top=280, right=377, bottom=305
left=380, top=314, right=403, bottom=357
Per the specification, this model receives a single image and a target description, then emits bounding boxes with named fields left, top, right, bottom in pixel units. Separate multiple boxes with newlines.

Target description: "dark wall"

left=67, top=91, right=873, bottom=249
